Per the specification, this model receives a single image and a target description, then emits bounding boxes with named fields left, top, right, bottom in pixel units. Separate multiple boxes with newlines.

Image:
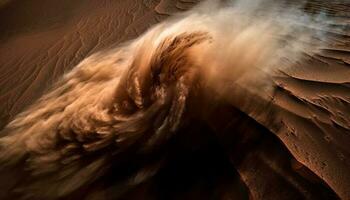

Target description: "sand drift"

left=0, top=0, right=349, bottom=199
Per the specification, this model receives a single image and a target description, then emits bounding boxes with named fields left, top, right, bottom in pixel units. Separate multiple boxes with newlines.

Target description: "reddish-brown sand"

left=0, top=0, right=349, bottom=199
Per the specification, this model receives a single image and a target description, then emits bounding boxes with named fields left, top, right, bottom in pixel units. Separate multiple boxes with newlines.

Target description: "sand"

left=0, top=0, right=349, bottom=199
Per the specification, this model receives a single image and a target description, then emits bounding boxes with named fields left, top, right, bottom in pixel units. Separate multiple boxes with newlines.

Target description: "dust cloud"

left=0, top=0, right=329, bottom=199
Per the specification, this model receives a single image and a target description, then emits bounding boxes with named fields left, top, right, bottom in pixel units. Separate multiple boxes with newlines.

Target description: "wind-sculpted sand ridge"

left=223, top=31, right=350, bottom=198
left=0, top=0, right=350, bottom=199
left=155, top=0, right=199, bottom=15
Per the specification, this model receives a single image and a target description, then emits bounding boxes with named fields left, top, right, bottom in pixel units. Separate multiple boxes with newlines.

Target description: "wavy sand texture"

left=0, top=0, right=349, bottom=199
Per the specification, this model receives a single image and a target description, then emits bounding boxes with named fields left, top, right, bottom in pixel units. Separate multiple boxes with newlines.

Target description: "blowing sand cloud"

left=0, top=0, right=330, bottom=199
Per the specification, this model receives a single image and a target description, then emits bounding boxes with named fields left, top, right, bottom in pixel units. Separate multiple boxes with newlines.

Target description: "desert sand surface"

left=0, top=0, right=349, bottom=199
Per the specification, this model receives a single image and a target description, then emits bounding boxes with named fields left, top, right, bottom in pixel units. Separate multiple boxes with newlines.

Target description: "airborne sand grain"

left=0, top=0, right=349, bottom=199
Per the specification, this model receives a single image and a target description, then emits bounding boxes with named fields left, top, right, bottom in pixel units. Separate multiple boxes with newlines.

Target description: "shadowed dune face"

left=0, top=0, right=350, bottom=200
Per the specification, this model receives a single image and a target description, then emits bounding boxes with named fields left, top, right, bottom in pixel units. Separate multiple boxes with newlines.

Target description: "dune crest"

left=0, top=1, right=349, bottom=199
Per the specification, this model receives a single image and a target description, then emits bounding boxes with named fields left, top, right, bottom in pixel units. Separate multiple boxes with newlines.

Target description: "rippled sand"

left=0, top=0, right=349, bottom=199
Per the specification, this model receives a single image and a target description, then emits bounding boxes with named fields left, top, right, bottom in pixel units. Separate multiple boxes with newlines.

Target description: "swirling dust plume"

left=0, top=0, right=329, bottom=198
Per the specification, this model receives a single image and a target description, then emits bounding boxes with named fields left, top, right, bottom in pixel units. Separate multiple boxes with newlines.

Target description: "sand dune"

left=0, top=0, right=349, bottom=199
